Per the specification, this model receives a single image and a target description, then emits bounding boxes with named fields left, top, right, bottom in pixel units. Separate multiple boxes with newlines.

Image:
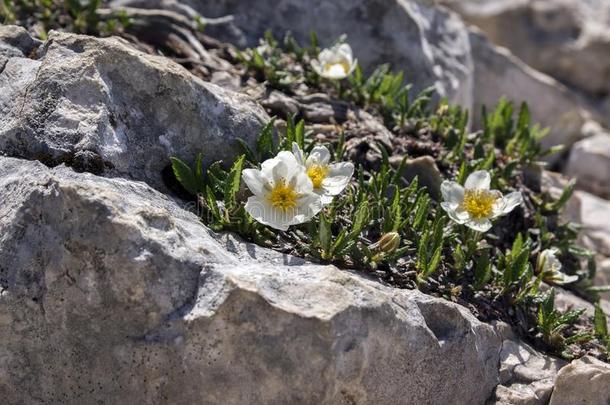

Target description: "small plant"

left=0, top=0, right=130, bottom=38
left=536, top=288, right=586, bottom=350
left=165, top=34, right=603, bottom=360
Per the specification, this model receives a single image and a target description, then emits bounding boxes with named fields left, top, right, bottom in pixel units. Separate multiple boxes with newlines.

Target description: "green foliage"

left=0, top=0, right=130, bottom=37
left=167, top=32, right=602, bottom=360
left=537, top=288, right=586, bottom=349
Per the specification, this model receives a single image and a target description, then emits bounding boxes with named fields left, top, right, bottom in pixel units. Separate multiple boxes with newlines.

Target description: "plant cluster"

left=5, top=1, right=608, bottom=361
left=172, top=35, right=610, bottom=360
left=0, top=0, right=129, bottom=38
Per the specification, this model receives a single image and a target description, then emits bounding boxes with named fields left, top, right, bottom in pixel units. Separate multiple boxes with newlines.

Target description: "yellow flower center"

left=462, top=189, right=498, bottom=219
left=323, top=61, right=350, bottom=76
left=268, top=181, right=298, bottom=211
left=307, top=165, right=329, bottom=188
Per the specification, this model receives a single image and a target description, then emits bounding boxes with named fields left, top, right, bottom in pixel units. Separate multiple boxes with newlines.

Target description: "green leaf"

left=194, top=152, right=204, bottom=187
left=547, top=178, right=576, bottom=212
left=417, top=231, right=430, bottom=274
left=318, top=213, right=332, bottom=258
left=295, top=119, right=305, bottom=149
left=349, top=200, right=369, bottom=239
left=474, top=251, right=492, bottom=290
left=594, top=303, right=608, bottom=339
left=425, top=244, right=443, bottom=278
left=235, top=138, right=257, bottom=164
left=205, top=185, right=222, bottom=223
left=224, top=155, right=245, bottom=209
left=257, top=118, right=276, bottom=158
left=170, top=157, right=199, bottom=195
left=586, top=285, right=610, bottom=293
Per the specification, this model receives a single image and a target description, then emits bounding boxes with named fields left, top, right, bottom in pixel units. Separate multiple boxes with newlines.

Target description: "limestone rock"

left=469, top=29, right=588, bottom=154
left=0, top=156, right=504, bottom=404
left=441, top=0, right=610, bottom=99
left=492, top=340, right=565, bottom=405
left=0, top=29, right=268, bottom=191
left=391, top=155, right=443, bottom=200
left=120, top=0, right=474, bottom=108
left=550, top=356, right=610, bottom=405
left=566, top=122, right=610, bottom=199
left=0, top=24, right=41, bottom=58
left=564, top=190, right=610, bottom=256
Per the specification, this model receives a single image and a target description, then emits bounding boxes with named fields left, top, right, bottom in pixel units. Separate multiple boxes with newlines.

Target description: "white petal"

left=268, top=151, right=301, bottom=185
left=347, top=59, right=358, bottom=75
left=321, top=162, right=354, bottom=195
left=292, top=142, right=306, bottom=166
left=293, top=193, right=323, bottom=223
left=260, top=155, right=281, bottom=180
left=441, top=202, right=468, bottom=224
left=245, top=196, right=287, bottom=231
left=501, top=191, right=523, bottom=214
left=321, top=65, right=348, bottom=80
left=317, top=48, right=333, bottom=64
left=242, top=168, right=267, bottom=196
left=336, top=43, right=353, bottom=60
left=549, top=272, right=579, bottom=285
left=306, top=146, right=331, bottom=167
left=441, top=181, right=464, bottom=204
left=310, top=59, right=323, bottom=76
left=318, top=192, right=335, bottom=205
left=293, top=170, right=314, bottom=194
left=465, top=218, right=493, bottom=232
left=269, top=159, right=289, bottom=186
left=465, top=170, right=491, bottom=190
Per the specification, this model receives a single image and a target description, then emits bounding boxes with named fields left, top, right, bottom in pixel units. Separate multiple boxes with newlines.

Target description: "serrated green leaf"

left=257, top=118, right=276, bottom=158
left=170, top=157, right=198, bottom=195
left=594, top=303, right=608, bottom=338
left=318, top=213, right=332, bottom=258
left=224, top=155, right=245, bottom=209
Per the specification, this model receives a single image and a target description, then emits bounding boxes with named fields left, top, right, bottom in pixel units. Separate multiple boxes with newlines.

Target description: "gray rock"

left=0, top=24, right=41, bottom=58
left=130, top=0, right=474, bottom=107
left=550, top=356, right=610, bottom=405
left=0, top=30, right=268, bottom=191
left=441, top=0, right=610, bottom=100
left=469, top=29, right=588, bottom=155
left=391, top=155, right=443, bottom=200
left=492, top=340, right=565, bottom=405
left=566, top=122, right=610, bottom=199
left=0, top=155, right=505, bottom=404
left=564, top=190, right=610, bottom=256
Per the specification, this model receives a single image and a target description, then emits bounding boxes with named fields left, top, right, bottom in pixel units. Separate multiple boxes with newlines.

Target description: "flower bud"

left=372, top=232, right=401, bottom=254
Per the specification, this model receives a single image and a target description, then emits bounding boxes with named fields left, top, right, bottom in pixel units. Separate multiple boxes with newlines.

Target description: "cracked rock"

left=0, top=28, right=268, bottom=191
left=0, top=155, right=504, bottom=404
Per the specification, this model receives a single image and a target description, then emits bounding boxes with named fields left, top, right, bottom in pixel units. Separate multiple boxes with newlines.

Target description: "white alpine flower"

left=537, top=248, right=579, bottom=285
left=311, top=43, right=357, bottom=80
left=242, top=151, right=322, bottom=231
left=292, top=143, right=354, bottom=204
left=440, top=170, right=523, bottom=232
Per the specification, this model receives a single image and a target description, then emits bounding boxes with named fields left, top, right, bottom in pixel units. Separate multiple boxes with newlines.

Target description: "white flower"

left=440, top=170, right=523, bottom=232
left=242, top=151, right=322, bottom=231
left=292, top=143, right=354, bottom=204
left=537, top=248, right=579, bottom=285
left=311, top=43, right=357, bottom=80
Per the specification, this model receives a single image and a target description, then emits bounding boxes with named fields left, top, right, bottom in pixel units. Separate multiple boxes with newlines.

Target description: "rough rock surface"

left=565, top=190, right=610, bottom=257
left=0, top=28, right=268, bottom=191
left=0, top=24, right=41, bottom=58
left=566, top=123, right=610, bottom=198
left=441, top=0, right=610, bottom=100
left=549, top=356, right=610, bottom=405
left=0, top=156, right=507, bottom=404
left=469, top=29, right=588, bottom=153
left=122, top=0, right=474, bottom=108
left=493, top=340, right=565, bottom=405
